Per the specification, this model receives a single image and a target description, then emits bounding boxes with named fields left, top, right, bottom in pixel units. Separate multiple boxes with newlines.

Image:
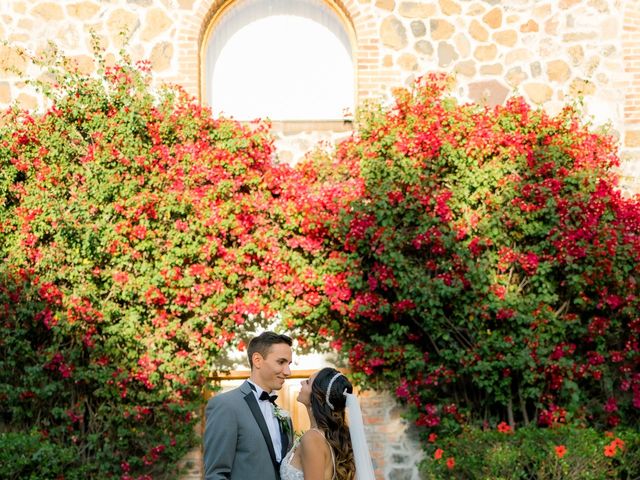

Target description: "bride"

left=280, top=367, right=376, bottom=480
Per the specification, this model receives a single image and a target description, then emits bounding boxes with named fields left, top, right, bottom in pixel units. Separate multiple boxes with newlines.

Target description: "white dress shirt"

left=248, top=380, right=283, bottom=462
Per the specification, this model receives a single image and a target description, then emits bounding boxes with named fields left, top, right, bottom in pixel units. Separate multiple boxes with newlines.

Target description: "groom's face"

left=253, top=342, right=292, bottom=392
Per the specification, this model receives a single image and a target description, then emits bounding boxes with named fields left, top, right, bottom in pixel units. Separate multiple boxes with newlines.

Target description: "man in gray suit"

left=204, top=331, right=294, bottom=479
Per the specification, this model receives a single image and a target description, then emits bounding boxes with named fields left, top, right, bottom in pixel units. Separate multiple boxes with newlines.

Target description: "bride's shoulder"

left=300, top=428, right=328, bottom=449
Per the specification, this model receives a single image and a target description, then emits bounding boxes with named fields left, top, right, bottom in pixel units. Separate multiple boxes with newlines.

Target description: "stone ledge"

left=269, top=119, right=354, bottom=135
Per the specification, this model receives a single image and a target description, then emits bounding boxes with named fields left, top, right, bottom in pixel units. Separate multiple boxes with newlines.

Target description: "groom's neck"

left=249, top=375, right=270, bottom=393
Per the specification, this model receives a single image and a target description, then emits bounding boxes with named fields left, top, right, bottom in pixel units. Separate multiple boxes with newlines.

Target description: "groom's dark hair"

left=247, top=331, right=292, bottom=369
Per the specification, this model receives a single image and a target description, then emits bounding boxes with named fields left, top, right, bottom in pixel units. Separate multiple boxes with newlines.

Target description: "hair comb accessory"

left=325, top=372, right=343, bottom=410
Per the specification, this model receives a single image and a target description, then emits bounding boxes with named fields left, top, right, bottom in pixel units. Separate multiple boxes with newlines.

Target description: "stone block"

left=107, top=8, right=140, bottom=39
left=569, top=78, right=596, bottom=97
left=469, top=19, right=489, bottom=41
left=483, top=7, right=502, bottom=29
left=474, top=44, right=497, bottom=62
left=493, top=29, right=517, bottom=46
left=454, top=59, right=476, bottom=77
left=399, top=1, right=436, bottom=18
left=381, top=16, right=407, bottom=50
left=67, top=2, right=100, bottom=20
left=505, top=48, right=531, bottom=65
left=397, top=53, right=418, bottom=71
left=31, top=2, right=64, bottom=21
left=0, top=82, right=11, bottom=104
left=563, top=32, right=597, bottom=42
left=453, top=32, right=470, bottom=57
left=430, top=18, right=454, bottom=40
left=141, top=8, right=172, bottom=41
left=0, top=45, right=27, bottom=76
left=17, top=93, right=38, bottom=110
left=533, top=3, right=552, bottom=17
left=481, top=63, right=503, bottom=75
left=506, top=66, right=527, bottom=87
left=437, top=41, right=458, bottom=67
left=468, top=79, right=509, bottom=106
left=71, top=55, right=95, bottom=75
left=150, top=42, right=173, bottom=71
left=375, top=0, right=395, bottom=11
left=568, top=45, right=584, bottom=65
left=523, top=82, right=552, bottom=103
left=520, top=19, right=539, bottom=32
left=410, top=20, right=426, bottom=37
left=415, top=40, right=433, bottom=55
left=439, top=0, right=461, bottom=15
left=546, top=59, right=570, bottom=82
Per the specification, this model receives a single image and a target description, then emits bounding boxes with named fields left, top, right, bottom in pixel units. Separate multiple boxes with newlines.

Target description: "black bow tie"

left=259, top=391, right=278, bottom=404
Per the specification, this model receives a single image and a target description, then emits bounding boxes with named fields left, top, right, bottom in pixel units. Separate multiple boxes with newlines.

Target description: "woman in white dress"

left=280, top=367, right=376, bottom=480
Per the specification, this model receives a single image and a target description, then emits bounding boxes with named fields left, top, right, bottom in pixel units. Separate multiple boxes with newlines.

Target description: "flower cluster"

left=0, top=45, right=305, bottom=477
left=274, top=405, right=292, bottom=436
left=287, top=73, right=640, bottom=460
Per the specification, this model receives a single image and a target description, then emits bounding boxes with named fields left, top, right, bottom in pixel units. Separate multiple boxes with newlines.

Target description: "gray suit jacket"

left=203, top=380, right=293, bottom=480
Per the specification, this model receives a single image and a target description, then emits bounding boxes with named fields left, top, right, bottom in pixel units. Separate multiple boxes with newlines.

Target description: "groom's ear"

left=252, top=352, right=263, bottom=369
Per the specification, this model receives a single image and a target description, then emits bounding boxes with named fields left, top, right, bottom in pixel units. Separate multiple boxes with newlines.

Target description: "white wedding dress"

left=280, top=438, right=304, bottom=480
left=280, top=429, right=336, bottom=480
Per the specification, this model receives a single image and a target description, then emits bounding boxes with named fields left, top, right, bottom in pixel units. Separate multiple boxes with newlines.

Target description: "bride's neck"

left=306, top=405, right=317, bottom=428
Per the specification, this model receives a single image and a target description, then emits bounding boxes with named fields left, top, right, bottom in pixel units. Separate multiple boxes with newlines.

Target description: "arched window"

left=203, top=0, right=354, bottom=121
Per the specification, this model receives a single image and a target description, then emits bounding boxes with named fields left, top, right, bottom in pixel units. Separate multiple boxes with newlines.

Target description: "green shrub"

left=420, top=425, right=640, bottom=480
left=0, top=431, right=82, bottom=479
left=0, top=43, right=299, bottom=477
left=285, top=73, right=640, bottom=467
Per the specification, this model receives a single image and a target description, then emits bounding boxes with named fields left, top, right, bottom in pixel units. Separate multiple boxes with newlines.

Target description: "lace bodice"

left=280, top=438, right=304, bottom=480
left=279, top=429, right=336, bottom=480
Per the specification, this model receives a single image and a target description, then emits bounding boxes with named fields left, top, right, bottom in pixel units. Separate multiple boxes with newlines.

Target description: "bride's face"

left=297, top=372, right=318, bottom=407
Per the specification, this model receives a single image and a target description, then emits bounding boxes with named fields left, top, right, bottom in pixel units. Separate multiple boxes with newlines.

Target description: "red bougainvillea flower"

left=497, top=421, right=513, bottom=434
left=434, top=448, right=444, bottom=460
left=446, top=457, right=455, bottom=470
left=554, top=445, right=567, bottom=459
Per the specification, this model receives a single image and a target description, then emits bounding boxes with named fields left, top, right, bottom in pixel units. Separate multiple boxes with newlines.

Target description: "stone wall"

left=1, top=0, right=638, bottom=189
left=1, top=1, right=639, bottom=478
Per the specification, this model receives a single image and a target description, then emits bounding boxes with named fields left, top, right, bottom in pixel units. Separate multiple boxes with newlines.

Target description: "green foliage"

left=0, top=431, right=82, bottom=480
left=421, top=426, right=640, bottom=480
left=287, top=73, right=640, bottom=460
left=2, top=41, right=639, bottom=479
left=0, top=44, right=297, bottom=477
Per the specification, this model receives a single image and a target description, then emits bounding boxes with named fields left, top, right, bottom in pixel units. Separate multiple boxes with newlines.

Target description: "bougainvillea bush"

left=287, top=74, right=640, bottom=465
left=0, top=47, right=300, bottom=478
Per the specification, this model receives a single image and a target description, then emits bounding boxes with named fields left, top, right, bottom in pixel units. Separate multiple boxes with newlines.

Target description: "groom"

left=204, top=331, right=294, bottom=479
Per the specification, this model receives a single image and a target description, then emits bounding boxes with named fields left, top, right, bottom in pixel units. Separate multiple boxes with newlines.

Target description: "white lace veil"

left=345, top=392, right=376, bottom=480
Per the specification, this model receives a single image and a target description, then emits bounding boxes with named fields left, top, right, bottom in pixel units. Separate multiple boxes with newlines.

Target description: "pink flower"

left=112, top=271, right=129, bottom=284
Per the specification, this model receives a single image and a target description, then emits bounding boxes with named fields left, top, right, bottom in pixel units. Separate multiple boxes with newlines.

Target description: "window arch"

left=202, top=0, right=355, bottom=121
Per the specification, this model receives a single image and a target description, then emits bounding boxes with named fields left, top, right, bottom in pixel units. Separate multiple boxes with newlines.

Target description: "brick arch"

left=623, top=2, right=640, bottom=148
left=171, top=0, right=398, bottom=106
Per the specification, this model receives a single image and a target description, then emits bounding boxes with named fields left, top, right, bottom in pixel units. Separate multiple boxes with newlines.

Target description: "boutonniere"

left=273, top=405, right=291, bottom=435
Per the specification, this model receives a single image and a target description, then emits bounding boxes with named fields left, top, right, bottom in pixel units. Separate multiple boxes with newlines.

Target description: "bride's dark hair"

left=310, top=367, right=355, bottom=480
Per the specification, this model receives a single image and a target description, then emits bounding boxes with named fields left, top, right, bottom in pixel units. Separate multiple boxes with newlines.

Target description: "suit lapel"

left=279, top=422, right=288, bottom=459
left=280, top=417, right=292, bottom=459
left=243, top=389, right=279, bottom=472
